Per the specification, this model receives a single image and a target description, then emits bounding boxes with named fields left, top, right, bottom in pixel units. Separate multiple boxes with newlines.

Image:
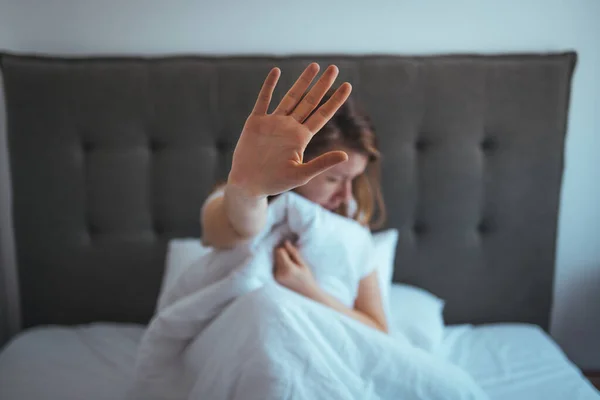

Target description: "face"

left=295, top=149, right=368, bottom=211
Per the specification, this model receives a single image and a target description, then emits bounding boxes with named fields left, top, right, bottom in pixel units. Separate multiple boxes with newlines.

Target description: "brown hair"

left=303, top=89, right=386, bottom=230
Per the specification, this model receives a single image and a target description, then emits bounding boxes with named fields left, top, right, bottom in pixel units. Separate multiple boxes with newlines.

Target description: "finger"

left=278, top=247, right=294, bottom=266
left=284, top=240, right=304, bottom=265
left=295, top=150, right=348, bottom=183
left=252, top=67, right=281, bottom=115
left=289, top=65, right=339, bottom=123
left=303, top=82, right=352, bottom=133
left=274, top=248, right=294, bottom=278
left=273, top=248, right=286, bottom=271
left=272, top=63, right=320, bottom=116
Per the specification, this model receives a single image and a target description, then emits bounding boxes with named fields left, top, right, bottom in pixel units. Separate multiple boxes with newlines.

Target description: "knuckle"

left=304, top=94, right=317, bottom=106
left=295, top=112, right=308, bottom=123
left=299, top=75, right=312, bottom=85
left=318, top=108, right=330, bottom=119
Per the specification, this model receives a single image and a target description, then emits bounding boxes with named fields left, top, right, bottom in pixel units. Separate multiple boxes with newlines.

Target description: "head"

left=294, top=90, right=386, bottom=229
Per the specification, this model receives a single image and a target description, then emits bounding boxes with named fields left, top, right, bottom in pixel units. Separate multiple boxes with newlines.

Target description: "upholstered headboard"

left=0, top=52, right=576, bottom=334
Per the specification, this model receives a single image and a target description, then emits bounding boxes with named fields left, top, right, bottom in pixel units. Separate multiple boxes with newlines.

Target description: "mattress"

left=0, top=308, right=598, bottom=399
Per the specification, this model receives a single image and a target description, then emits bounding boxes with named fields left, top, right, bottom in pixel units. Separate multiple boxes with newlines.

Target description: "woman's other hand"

left=273, top=240, right=318, bottom=299
left=228, top=63, right=352, bottom=198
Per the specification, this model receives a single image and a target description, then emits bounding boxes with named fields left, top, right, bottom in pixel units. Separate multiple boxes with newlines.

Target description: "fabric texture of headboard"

left=0, top=52, right=576, bottom=336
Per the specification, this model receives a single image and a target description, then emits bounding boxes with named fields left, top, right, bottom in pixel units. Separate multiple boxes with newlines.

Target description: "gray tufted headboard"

left=0, top=52, right=576, bottom=334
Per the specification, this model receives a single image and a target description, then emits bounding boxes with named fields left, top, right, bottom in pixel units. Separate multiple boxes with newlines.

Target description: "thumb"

left=297, top=150, right=348, bottom=183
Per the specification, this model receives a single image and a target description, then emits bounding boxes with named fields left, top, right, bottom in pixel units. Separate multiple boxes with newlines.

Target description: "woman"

left=201, top=63, right=388, bottom=333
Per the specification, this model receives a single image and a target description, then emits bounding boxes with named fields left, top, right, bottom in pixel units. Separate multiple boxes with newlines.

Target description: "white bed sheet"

left=0, top=295, right=598, bottom=400
left=0, top=323, right=143, bottom=400
left=440, top=324, right=599, bottom=399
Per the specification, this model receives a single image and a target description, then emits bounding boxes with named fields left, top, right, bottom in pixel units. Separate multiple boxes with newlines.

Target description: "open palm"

left=228, top=63, right=352, bottom=197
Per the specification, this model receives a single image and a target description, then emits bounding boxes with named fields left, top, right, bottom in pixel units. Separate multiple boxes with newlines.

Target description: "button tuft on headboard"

left=87, top=222, right=100, bottom=236
left=413, top=221, right=428, bottom=235
left=415, top=137, right=430, bottom=152
left=481, top=137, right=498, bottom=152
left=82, top=140, right=94, bottom=153
left=477, top=219, right=494, bottom=234
left=150, top=140, right=167, bottom=152
left=216, top=139, right=232, bottom=152
left=152, top=220, right=165, bottom=235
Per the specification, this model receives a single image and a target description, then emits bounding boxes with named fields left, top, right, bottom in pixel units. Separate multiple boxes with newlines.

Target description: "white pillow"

left=388, top=283, right=446, bottom=353
left=161, top=230, right=399, bottom=310
left=370, top=229, right=399, bottom=321
left=157, top=238, right=211, bottom=311
left=161, top=230, right=399, bottom=308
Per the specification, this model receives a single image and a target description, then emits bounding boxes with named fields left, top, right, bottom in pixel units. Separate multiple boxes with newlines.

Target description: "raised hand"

left=228, top=63, right=352, bottom=198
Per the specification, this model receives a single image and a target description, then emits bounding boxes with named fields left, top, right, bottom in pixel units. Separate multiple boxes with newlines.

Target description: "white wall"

left=1, top=0, right=599, bottom=369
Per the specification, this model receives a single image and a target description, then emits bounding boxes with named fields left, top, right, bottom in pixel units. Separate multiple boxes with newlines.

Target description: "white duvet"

left=129, top=192, right=488, bottom=400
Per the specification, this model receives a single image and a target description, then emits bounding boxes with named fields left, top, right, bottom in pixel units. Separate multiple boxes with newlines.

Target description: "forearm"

left=309, top=287, right=387, bottom=333
left=201, top=183, right=268, bottom=249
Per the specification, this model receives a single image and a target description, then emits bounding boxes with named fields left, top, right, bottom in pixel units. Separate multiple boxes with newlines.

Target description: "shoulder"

left=201, top=184, right=226, bottom=212
left=206, top=186, right=225, bottom=202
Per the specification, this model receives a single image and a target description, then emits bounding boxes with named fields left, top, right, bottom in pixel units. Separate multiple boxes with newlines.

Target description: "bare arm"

left=201, top=184, right=268, bottom=249
left=310, top=270, right=388, bottom=333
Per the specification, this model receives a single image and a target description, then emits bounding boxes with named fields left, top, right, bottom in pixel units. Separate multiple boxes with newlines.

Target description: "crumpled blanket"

left=129, top=192, right=489, bottom=400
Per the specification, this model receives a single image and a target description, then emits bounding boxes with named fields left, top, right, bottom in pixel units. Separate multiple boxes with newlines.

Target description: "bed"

left=0, top=52, right=598, bottom=399
left=0, top=293, right=597, bottom=399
